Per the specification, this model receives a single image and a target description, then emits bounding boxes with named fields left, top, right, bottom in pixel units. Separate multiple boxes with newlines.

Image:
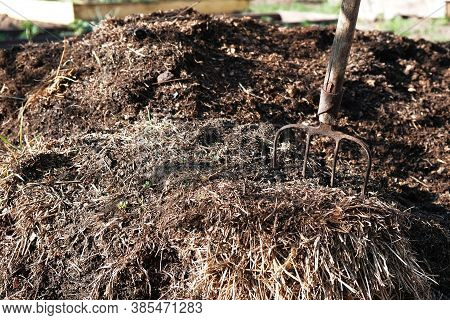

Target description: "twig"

left=411, top=176, right=430, bottom=189
left=153, top=77, right=191, bottom=85
left=239, top=83, right=263, bottom=100
left=54, top=40, right=67, bottom=80
left=0, top=95, right=25, bottom=101
left=128, top=47, right=147, bottom=57
left=92, top=50, right=102, bottom=68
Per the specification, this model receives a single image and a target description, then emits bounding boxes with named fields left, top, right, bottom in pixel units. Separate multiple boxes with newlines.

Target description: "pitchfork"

left=272, top=0, right=372, bottom=196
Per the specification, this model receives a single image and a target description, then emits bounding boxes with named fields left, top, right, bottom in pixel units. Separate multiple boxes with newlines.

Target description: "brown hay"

left=164, top=180, right=433, bottom=299
left=0, top=118, right=442, bottom=299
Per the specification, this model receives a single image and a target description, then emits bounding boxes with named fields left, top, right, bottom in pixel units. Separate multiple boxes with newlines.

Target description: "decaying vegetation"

left=0, top=9, right=448, bottom=299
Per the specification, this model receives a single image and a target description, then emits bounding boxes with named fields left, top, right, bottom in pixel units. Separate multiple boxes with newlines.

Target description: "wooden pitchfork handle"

left=318, top=0, right=361, bottom=125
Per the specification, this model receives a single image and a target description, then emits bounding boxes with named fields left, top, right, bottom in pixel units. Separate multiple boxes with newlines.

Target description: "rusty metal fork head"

left=272, top=122, right=372, bottom=196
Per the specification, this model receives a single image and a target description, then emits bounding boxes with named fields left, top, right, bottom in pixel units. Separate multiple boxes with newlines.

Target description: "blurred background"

left=0, top=0, right=449, bottom=48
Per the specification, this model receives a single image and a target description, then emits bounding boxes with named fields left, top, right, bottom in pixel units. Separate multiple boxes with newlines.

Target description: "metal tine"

left=360, top=143, right=372, bottom=196
left=338, top=135, right=372, bottom=196
left=272, top=130, right=281, bottom=168
left=273, top=123, right=372, bottom=197
left=272, top=124, right=307, bottom=169
left=302, top=133, right=311, bottom=177
left=330, top=138, right=341, bottom=187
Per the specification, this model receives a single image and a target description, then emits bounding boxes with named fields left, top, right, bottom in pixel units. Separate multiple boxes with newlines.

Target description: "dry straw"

left=0, top=118, right=439, bottom=299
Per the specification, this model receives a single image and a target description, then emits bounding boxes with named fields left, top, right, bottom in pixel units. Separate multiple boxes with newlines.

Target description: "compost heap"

left=0, top=9, right=449, bottom=299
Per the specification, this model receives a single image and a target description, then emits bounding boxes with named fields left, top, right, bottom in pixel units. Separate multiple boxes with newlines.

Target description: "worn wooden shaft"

left=318, top=0, right=361, bottom=124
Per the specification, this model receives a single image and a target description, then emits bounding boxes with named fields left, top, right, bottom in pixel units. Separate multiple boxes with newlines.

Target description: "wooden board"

left=0, top=0, right=75, bottom=24
left=0, top=0, right=249, bottom=25
left=74, top=0, right=250, bottom=21
left=277, top=10, right=337, bottom=24
left=359, top=0, right=446, bottom=20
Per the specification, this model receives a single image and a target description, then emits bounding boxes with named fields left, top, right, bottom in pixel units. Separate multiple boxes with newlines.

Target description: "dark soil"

left=1, top=10, right=448, bottom=205
left=0, top=9, right=449, bottom=299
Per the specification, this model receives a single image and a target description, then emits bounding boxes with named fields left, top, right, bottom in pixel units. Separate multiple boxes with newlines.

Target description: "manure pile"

left=0, top=9, right=449, bottom=299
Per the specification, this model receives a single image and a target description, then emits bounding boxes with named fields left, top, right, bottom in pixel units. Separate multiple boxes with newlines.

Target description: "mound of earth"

left=0, top=9, right=449, bottom=299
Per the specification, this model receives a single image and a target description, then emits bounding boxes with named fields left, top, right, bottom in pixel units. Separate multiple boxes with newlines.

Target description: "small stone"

left=404, top=64, right=414, bottom=75
left=157, top=71, right=174, bottom=83
left=133, top=28, right=148, bottom=41
left=285, top=84, right=298, bottom=97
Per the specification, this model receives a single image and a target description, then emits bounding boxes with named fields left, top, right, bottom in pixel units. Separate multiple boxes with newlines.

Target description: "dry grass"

left=0, top=117, right=443, bottom=299
left=166, top=181, right=434, bottom=299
